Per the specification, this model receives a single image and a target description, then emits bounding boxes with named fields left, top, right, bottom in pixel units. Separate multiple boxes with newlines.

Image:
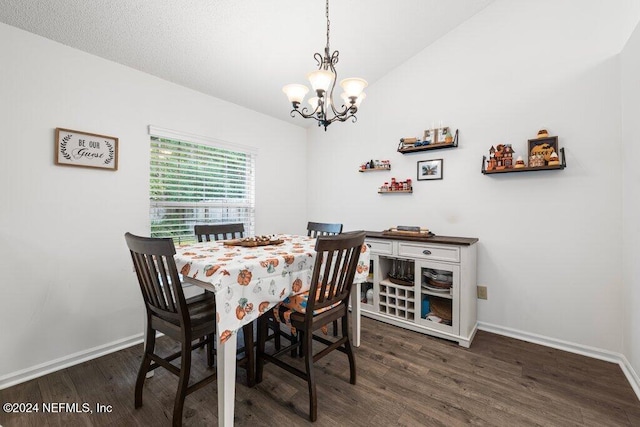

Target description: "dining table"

left=173, top=233, right=370, bottom=426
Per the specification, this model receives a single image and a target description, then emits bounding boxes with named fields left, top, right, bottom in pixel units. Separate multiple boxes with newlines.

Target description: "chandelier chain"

left=325, top=0, right=330, bottom=50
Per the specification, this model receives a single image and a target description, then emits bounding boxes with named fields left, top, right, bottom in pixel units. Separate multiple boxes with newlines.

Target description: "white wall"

left=308, top=0, right=639, bottom=353
left=0, top=23, right=307, bottom=384
left=621, top=22, right=640, bottom=383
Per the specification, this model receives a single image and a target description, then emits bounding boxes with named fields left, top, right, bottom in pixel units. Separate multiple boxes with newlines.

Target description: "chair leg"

left=268, top=317, right=282, bottom=350
left=173, top=340, right=192, bottom=427
left=256, top=314, right=269, bottom=384
left=303, top=328, right=317, bottom=422
left=242, top=322, right=255, bottom=387
left=342, top=315, right=356, bottom=385
left=332, top=320, right=338, bottom=337
left=206, top=333, right=214, bottom=368
left=135, top=323, right=155, bottom=408
left=291, top=331, right=300, bottom=358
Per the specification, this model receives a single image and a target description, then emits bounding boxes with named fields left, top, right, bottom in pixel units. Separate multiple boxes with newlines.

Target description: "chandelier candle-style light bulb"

left=283, top=0, right=367, bottom=131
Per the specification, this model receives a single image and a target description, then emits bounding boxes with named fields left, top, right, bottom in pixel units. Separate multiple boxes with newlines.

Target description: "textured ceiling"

left=0, top=0, right=494, bottom=127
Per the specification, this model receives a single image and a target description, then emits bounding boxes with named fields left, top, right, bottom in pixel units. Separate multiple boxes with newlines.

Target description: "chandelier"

left=282, top=0, right=368, bottom=131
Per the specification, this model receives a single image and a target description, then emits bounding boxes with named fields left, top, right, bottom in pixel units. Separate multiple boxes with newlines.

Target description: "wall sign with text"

left=55, top=128, right=118, bottom=171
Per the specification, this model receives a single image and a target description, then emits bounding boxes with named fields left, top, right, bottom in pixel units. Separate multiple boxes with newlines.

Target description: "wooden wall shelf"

left=359, top=167, right=391, bottom=173
left=482, top=148, right=566, bottom=174
left=398, top=129, right=459, bottom=154
left=378, top=190, right=413, bottom=194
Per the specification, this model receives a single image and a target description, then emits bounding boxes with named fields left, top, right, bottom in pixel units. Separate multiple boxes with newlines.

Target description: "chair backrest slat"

left=306, top=221, right=343, bottom=238
left=306, top=231, right=365, bottom=316
left=195, top=223, right=245, bottom=242
left=125, top=233, right=187, bottom=324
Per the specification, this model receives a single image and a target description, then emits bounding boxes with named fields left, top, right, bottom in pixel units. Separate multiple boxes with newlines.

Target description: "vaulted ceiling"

left=0, top=0, right=494, bottom=126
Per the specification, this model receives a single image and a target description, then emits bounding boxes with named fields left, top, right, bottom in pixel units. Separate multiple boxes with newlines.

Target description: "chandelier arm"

left=313, top=52, right=323, bottom=68
left=326, top=111, right=357, bottom=124
left=291, top=107, right=322, bottom=122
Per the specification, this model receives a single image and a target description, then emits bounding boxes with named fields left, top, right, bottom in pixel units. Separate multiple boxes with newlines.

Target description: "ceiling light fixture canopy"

left=283, top=0, right=367, bottom=131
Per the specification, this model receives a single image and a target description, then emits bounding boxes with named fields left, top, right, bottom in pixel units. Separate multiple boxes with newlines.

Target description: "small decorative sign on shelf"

left=55, top=128, right=118, bottom=171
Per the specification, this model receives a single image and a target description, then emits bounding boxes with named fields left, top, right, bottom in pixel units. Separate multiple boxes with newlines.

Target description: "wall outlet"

left=477, top=285, right=488, bottom=300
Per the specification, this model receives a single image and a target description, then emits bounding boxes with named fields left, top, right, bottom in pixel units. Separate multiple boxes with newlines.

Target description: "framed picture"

left=55, top=128, right=119, bottom=171
left=417, top=159, right=443, bottom=181
left=527, top=136, right=558, bottom=165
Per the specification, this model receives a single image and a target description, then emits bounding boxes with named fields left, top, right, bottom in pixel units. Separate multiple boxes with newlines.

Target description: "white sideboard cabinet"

left=360, top=231, right=479, bottom=347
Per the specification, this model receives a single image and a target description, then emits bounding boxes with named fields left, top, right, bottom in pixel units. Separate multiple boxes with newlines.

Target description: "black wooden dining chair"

left=306, top=221, right=343, bottom=238
left=124, top=232, right=254, bottom=427
left=194, top=223, right=245, bottom=242
left=256, top=231, right=366, bottom=422
left=307, top=221, right=344, bottom=336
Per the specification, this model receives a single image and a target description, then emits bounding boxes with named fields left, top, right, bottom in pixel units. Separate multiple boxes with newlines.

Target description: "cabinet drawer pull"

left=422, top=250, right=432, bottom=255
left=366, top=243, right=371, bottom=248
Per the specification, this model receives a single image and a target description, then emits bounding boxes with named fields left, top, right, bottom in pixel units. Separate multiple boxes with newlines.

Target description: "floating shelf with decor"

left=378, top=189, right=413, bottom=194
left=360, top=167, right=391, bottom=172
left=398, top=129, right=459, bottom=154
left=359, top=159, right=391, bottom=172
left=378, top=178, right=412, bottom=193
left=482, top=135, right=566, bottom=174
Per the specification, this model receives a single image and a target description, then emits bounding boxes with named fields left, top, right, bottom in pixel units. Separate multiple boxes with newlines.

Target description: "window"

left=149, top=127, right=256, bottom=244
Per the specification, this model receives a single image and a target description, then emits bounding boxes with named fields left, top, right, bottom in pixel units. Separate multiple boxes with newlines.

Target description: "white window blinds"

left=149, top=128, right=256, bottom=244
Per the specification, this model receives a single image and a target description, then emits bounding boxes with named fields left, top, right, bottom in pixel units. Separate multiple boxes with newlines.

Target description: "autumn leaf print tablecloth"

left=174, top=234, right=370, bottom=344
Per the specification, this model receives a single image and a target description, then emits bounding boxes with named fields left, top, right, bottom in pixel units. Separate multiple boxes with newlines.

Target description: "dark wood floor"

left=2, top=317, right=639, bottom=426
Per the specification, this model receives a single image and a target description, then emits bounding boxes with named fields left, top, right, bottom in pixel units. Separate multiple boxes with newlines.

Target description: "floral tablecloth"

left=174, top=234, right=369, bottom=344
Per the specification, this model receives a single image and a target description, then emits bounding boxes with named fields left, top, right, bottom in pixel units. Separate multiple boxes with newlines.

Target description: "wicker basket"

left=429, top=297, right=452, bottom=322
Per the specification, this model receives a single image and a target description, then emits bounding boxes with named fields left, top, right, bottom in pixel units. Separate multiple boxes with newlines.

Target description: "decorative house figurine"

left=487, top=146, right=497, bottom=171
left=495, top=144, right=505, bottom=170
left=503, top=144, right=514, bottom=168
left=514, top=156, right=525, bottom=168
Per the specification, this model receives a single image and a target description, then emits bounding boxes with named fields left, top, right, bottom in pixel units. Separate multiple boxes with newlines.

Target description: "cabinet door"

left=415, top=260, right=460, bottom=336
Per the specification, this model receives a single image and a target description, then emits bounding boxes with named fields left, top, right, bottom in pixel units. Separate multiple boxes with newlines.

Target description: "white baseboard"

left=0, top=333, right=144, bottom=390
left=478, top=321, right=640, bottom=401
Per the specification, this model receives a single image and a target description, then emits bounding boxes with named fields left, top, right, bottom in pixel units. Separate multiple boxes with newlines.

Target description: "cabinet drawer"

left=366, top=239, right=394, bottom=255
left=398, top=242, right=459, bottom=262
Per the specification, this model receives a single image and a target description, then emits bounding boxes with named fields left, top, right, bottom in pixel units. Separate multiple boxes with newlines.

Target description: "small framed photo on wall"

left=417, top=159, right=443, bottom=181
